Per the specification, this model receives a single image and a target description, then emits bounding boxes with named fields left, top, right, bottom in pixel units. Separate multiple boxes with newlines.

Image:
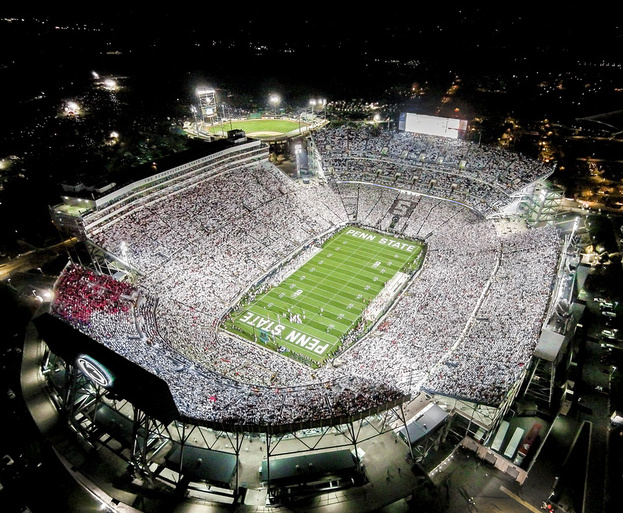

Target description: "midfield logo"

left=238, top=312, right=330, bottom=354
left=345, top=229, right=418, bottom=252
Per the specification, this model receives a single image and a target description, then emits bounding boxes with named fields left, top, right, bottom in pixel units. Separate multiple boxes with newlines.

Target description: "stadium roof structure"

left=60, top=137, right=245, bottom=201
left=34, top=312, right=179, bottom=425
left=34, top=306, right=409, bottom=433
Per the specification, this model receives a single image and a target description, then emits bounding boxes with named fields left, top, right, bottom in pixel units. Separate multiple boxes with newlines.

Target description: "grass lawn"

left=221, top=227, right=425, bottom=366
left=205, top=118, right=307, bottom=137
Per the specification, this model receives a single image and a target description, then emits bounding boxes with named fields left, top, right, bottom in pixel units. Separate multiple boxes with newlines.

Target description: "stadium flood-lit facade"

left=23, top=121, right=585, bottom=510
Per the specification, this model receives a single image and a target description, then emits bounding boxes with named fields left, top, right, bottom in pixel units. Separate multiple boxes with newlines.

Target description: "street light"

left=64, top=100, right=80, bottom=117
left=103, top=79, right=118, bottom=91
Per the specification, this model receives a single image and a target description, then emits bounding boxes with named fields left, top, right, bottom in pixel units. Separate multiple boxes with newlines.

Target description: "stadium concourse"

left=31, top=125, right=564, bottom=510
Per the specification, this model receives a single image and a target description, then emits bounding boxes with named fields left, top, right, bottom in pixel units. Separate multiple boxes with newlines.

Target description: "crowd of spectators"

left=48, top=126, right=562, bottom=427
left=52, top=264, right=136, bottom=324
left=311, top=125, right=554, bottom=216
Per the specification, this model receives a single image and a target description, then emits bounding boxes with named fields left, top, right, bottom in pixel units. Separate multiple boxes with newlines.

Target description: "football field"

left=222, top=227, right=424, bottom=366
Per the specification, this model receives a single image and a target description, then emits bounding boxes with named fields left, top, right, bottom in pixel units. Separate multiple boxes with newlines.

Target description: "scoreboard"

left=399, top=113, right=468, bottom=139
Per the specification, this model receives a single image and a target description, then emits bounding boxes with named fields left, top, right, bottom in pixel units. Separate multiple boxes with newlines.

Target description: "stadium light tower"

left=269, top=94, right=280, bottom=117
left=310, top=98, right=326, bottom=116
left=197, top=87, right=218, bottom=126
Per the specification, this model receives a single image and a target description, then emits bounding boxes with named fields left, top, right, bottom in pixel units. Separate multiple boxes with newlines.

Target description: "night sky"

left=2, top=6, right=621, bottom=102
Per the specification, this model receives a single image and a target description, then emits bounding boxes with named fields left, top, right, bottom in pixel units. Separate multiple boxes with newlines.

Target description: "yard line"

left=223, top=227, right=424, bottom=365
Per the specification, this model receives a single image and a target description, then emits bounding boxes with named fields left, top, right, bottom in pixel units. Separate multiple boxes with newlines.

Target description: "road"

left=0, top=237, right=77, bottom=281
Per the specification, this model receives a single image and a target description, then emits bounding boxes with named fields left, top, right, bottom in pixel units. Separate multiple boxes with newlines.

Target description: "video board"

left=399, top=113, right=468, bottom=139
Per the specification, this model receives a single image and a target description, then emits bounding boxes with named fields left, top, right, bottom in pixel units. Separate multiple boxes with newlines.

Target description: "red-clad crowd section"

left=52, top=264, right=136, bottom=324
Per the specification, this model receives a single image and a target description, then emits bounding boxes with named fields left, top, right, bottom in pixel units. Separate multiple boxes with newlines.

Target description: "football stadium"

left=24, top=116, right=581, bottom=510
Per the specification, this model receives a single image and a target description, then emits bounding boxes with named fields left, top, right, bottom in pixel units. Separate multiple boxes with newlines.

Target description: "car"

left=602, top=329, right=620, bottom=340
left=612, top=411, right=623, bottom=426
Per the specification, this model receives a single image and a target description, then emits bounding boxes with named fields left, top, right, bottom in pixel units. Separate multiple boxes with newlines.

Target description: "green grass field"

left=206, top=118, right=307, bottom=137
left=221, top=227, right=425, bottom=366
